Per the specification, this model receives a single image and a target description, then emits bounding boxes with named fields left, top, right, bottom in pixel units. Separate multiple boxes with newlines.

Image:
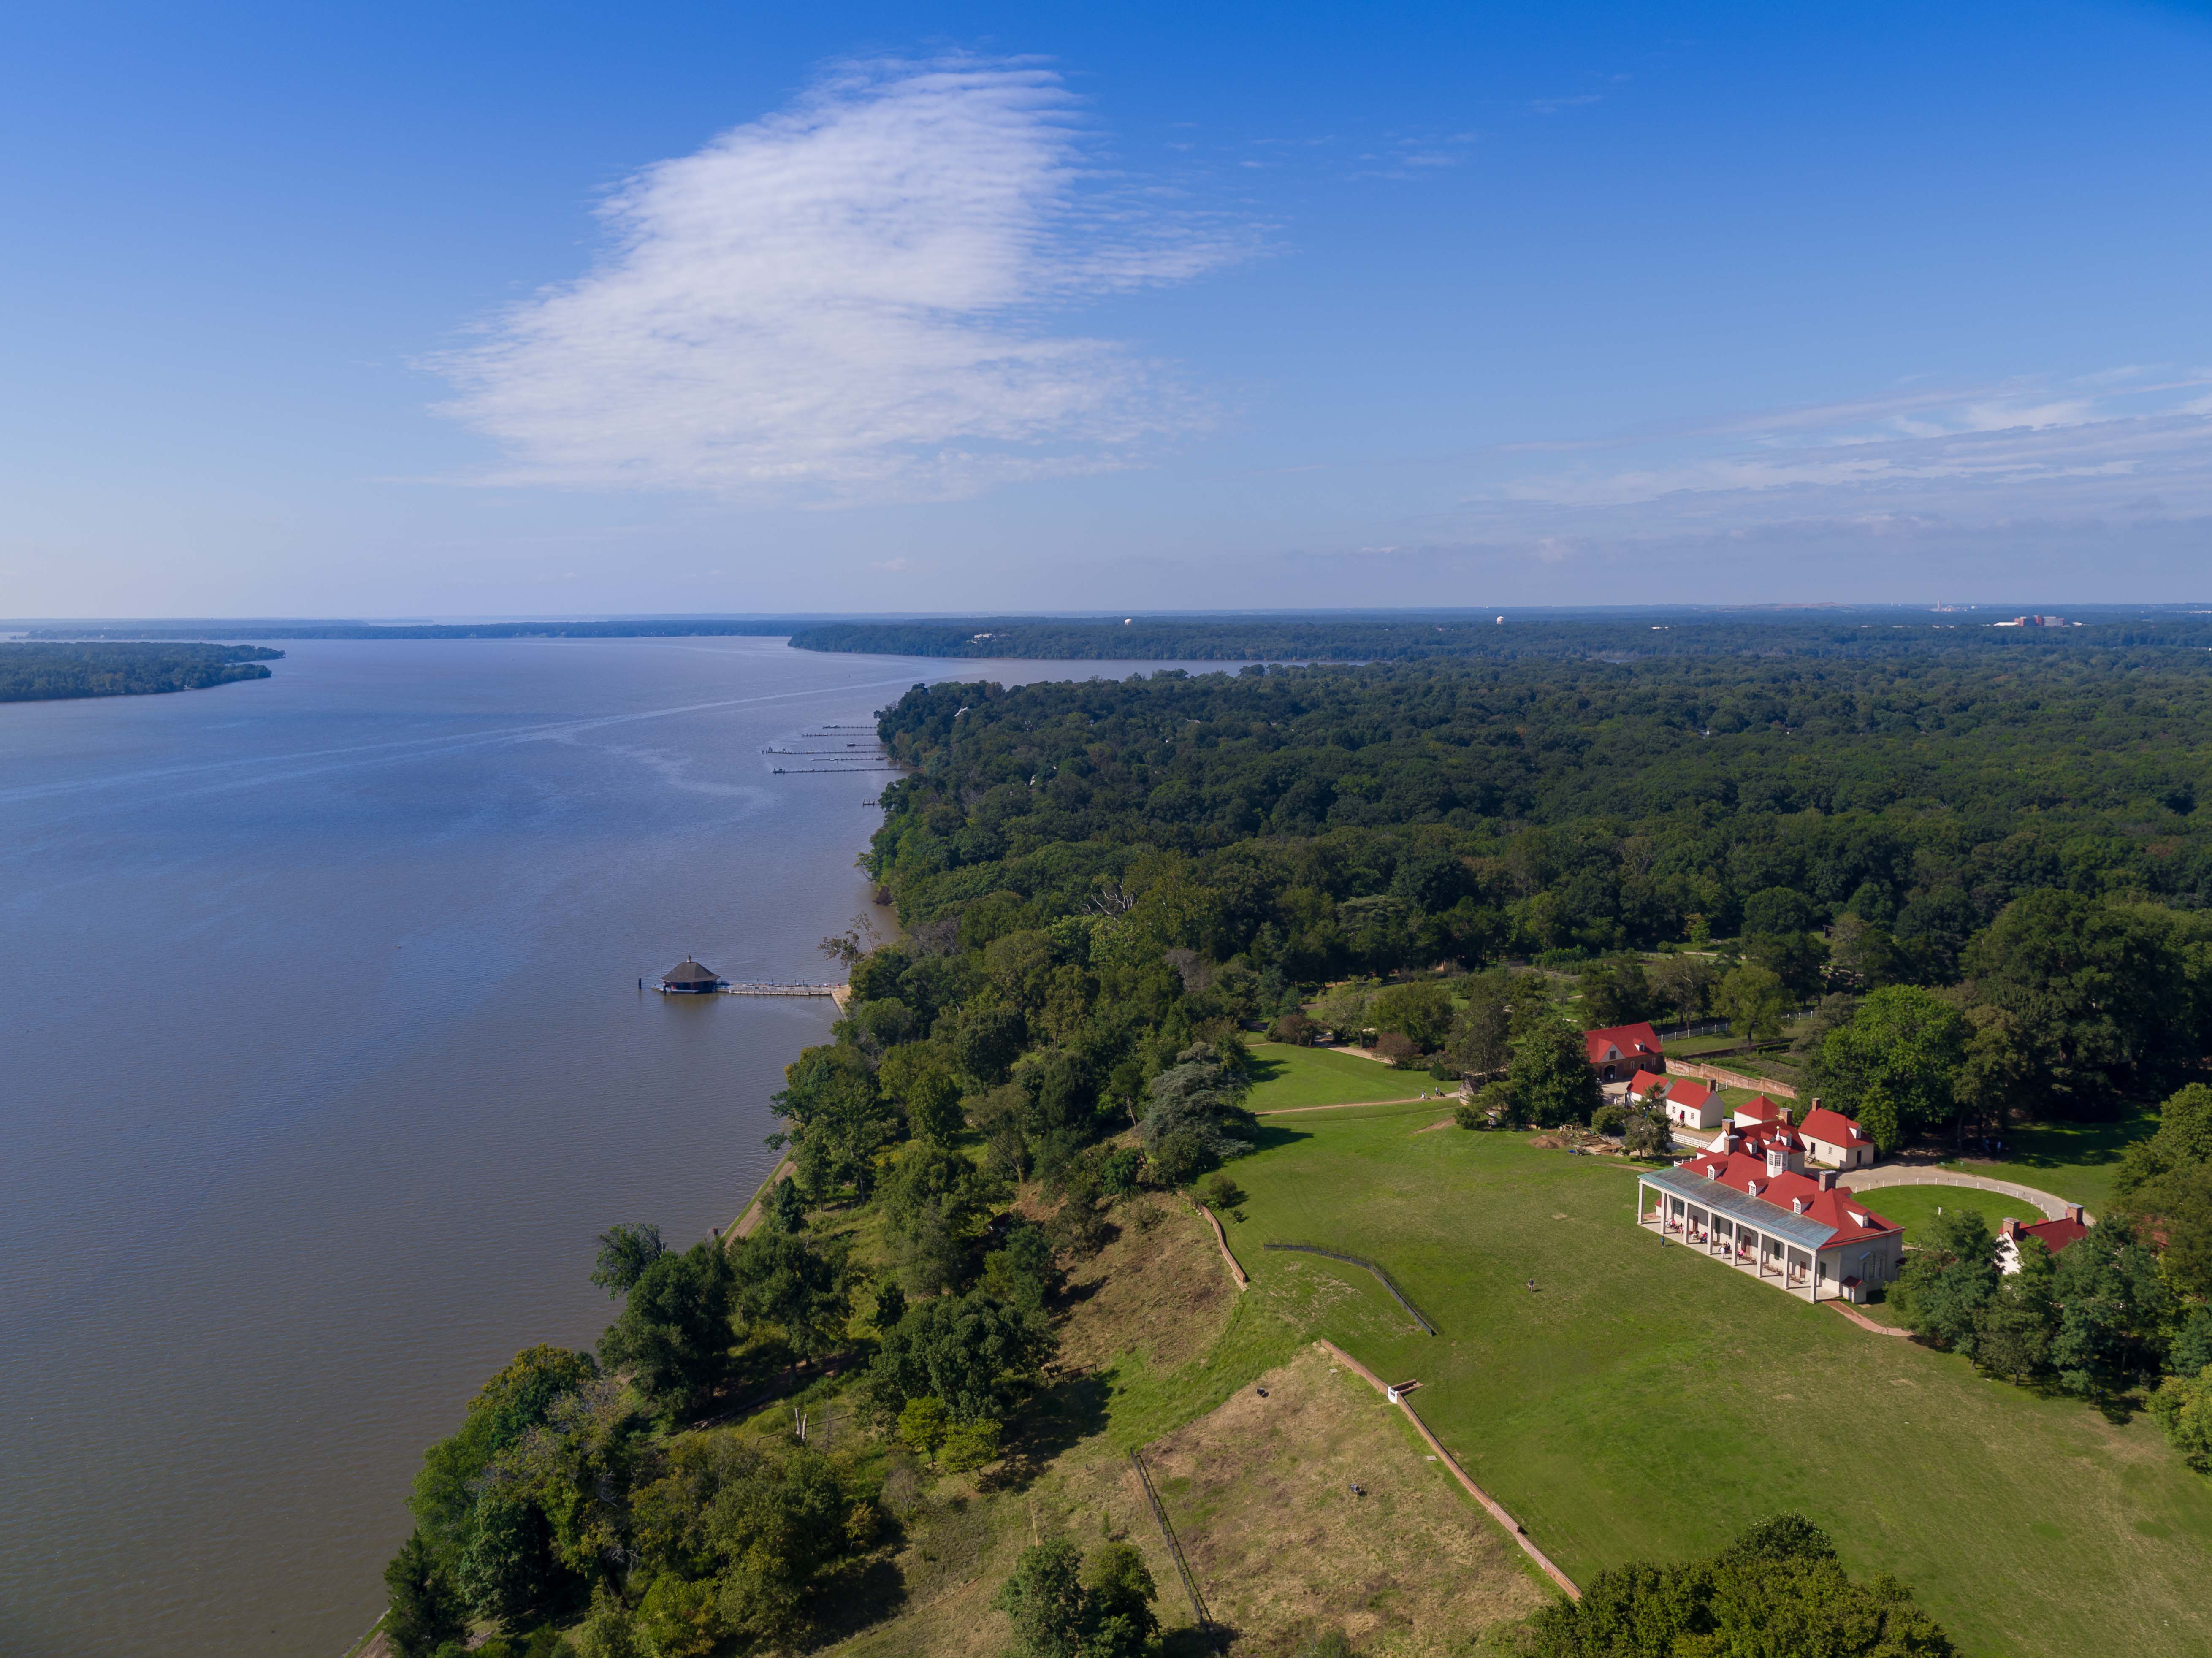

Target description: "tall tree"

left=730, top=1230, right=853, bottom=1363
left=1890, top=1210, right=1998, bottom=1355
left=866, top=1287, right=1055, bottom=1424
left=381, top=1531, right=468, bottom=1658
left=1370, top=979, right=1454, bottom=1048
left=1448, top=973, right=1514, bottom=1073
left=589, top=1223, right=667, bottom=1298
left=1714, top=963, right=1790, bottom=1046
left=1814, top=985, right=1968, bottom=1153
left=598, top=1239, right=735, bottom=1419
left=2050, top=1217, right=2171, bottom=1399
left=1960, top=890, right=2185, bottom=1113
left=1509, top=1017, right=1603, bottom=1129
left=772, top=1043, right=900, bottom=1199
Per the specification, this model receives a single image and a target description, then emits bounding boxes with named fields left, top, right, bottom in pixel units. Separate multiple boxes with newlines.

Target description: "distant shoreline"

left=0, top=642, right=283, bottom=704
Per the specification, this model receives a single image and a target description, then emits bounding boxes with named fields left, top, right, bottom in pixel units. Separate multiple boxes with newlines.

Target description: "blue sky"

left=4, top=1, right=2209, bottom=616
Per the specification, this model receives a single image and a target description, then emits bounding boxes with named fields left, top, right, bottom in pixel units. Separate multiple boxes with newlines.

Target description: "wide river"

left=0, top=638, right=1220, bottom=1658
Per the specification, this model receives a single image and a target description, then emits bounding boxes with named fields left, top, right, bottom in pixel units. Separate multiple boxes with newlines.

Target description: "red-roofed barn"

left=1584, top=1022, right=1664, bottom=1084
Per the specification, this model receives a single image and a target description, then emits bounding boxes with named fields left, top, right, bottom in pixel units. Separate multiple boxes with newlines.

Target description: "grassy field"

left=1850, top=1182, right=2041, bottom=1246
left=1247, top=1041, right=1437, bottom=1112
left=821, top=1192, right=1540, bottom=1658
left=1145, top=1346, right=1548, bottom=1653
left=1226, top=1105, right=2212, bottom=1658
left=1933, top=1107, right=2160, bottom=1214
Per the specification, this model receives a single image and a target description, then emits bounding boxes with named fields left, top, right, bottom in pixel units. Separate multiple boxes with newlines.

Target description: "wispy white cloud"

left=430, top=57, right=1256, bottom=503
left=1460, top=374, right=2212, bottom=522
left=1447, top=371, right=2212, bottom=552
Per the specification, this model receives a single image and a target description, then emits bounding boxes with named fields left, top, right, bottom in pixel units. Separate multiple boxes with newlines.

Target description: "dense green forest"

left=790, top=609, right=2212, bottom=663
left=0, top=641, right=282, bottom=701
left=379, top=644, right=2212, bottom=1656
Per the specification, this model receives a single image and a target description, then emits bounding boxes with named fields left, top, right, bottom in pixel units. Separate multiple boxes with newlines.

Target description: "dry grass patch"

left=1144, top=1346, right=1549, bottom=1656
left=1058, top=1195, right=1238, bottom=1377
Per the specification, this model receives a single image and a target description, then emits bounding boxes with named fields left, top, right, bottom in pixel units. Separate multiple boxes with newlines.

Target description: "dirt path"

left=726, top=1155, right=794, bottom=1241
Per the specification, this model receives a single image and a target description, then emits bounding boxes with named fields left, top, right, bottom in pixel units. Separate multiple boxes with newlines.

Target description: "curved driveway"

left=1841, top=1166, right=2090, bottom=1223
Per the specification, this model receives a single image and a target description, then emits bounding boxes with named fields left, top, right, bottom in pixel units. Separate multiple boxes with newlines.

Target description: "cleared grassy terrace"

left=1228, top=1104, right=2212, bottom=1658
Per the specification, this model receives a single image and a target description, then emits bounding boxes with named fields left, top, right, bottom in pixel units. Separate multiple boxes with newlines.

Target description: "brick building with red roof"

left=1636, top=1132, right=1904, bottom=1303
left=1584, top=1021, right=1664, bottom=1084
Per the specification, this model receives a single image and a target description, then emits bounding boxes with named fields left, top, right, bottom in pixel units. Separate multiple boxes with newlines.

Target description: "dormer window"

left=1792, top=1198, right=1806, bottom=1214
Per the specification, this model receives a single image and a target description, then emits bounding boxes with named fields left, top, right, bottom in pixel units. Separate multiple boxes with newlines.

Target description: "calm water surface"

left=0, top=639, right=1220, bottom=1658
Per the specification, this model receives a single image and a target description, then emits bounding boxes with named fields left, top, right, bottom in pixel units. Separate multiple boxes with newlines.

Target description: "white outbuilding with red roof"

left=1660, top=1078, right=1724, bottom=1131
left=1795, top=1101, right=1878, bottom=1169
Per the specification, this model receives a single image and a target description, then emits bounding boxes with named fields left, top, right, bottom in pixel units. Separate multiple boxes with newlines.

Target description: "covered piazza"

left=1636, top=1163, right=1900, bottom=1304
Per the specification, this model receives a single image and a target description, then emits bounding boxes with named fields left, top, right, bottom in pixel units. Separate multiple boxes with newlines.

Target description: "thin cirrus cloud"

left=429, top=58, right=1256, bottom=504
left=1456, top=371, right=2212, bottom=540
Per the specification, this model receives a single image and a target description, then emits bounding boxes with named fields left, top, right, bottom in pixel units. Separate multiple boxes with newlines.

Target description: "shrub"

left=1099, top=1146, right=1144, bottom=1197
left=1150, top=1129, right=1208, bottom=1187
left=898, top=1395, right=949, bottom=1462
left=1522, top=1512, right=1955, bottom=1656
left=1200, top=1171, right=1246, bottom=1212
left=1453, top=1103, right=1485, bottom=1130
left=940, top=1417, right=1004, bottom=1473
left=1590, top=1103, right=1626, bottom=1136
left=1270, top=1011, right=1317, bottom=1046
left=2150, top=1365, right=2212, bottom=1472
left=1374, top=1031, right=1421, bottom=1068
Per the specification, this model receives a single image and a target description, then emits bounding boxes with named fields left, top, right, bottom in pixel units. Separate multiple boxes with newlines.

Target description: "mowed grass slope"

left=1856, top=1183, right=2042, bottom=1246
left=1227, top=1106, right=2212, bottom=1658
left=1247, top=1042, right=1433, bottom=1112
left=1935, top=1107, right=2159, bottom=1214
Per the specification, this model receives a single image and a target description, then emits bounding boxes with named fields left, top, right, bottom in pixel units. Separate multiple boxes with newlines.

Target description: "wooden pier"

left=646, top=978, right=851, bottom=1008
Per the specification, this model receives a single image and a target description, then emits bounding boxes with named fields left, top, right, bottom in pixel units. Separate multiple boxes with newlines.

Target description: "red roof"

left=1796, top=1105, right=1871, bottom=1149
left=1734, top=1094, right=1786, bottom=1123
left=1624, top=1071, right=1668, bottom=1099
left=2016, top=1215, right=2089, bottom=1255
left=1585, top=1022, right=1663, bottom=1065
left=1663, top=1079, right=1714, bottom=1107
left=1675, top=1152, right=1900, bottom=1246
left=1733, top=1117, right=1802, bottom=1151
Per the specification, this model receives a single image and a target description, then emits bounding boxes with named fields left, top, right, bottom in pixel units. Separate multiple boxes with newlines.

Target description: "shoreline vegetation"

left=370, top=628, right=2212, bottom=1658
left=0, top=641, right=282, bottom=703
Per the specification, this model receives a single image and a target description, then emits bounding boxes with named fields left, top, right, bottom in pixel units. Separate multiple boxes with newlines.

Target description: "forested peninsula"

left=374, top=641, right=2212, bottom=1658
left=29, top=620, right=805, bottom=642
left=0, top=641, right=282, bottom=702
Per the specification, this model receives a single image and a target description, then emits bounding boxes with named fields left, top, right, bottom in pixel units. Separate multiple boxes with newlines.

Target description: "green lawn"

left=1226, top=1105, right=2212, bottom=1658
left=1850, top=1183, right=2041, bottom=1246
left=1245, top=1040, right=1436, bottom=1111
left=1934, top=1108, right=2160, bottom=1214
